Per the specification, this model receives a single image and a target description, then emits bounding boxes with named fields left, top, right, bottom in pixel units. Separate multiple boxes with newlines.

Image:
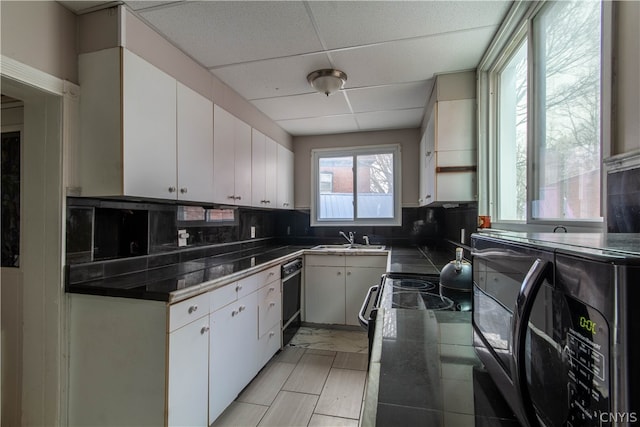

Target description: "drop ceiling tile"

left=308, top=1, right=511, bottom=49
left=137, top=1, right=323, bottom=67
left=346, top=81, right=432, bottom=113
left=331, top=26, right=498, bottom=88
left=212, top=53, right=333, bottom=100
left=355, top=108, right=425, bottom=131
left=251, top=92, right=351, bottom=121
left=277, top=115, right=360, bottom=136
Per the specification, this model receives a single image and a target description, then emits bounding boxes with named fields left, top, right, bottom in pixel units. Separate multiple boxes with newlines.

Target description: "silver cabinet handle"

left=268, top=286, right=275, bottom=292
left=188, top=305, right=198, bottom=314
left=238, top=305, right=246, bottom=312
left=269, top=331, right=275, bottom=337
left=235, top=196, right=242, bottom=200
left=231, top=310, right=238, bottom=317
left=180, top=188, right=188, bottom=194
left=235, top=284, right=242, bottom=292
left=347, top=271, right=351, bottom=276
left=426, top=194, right=432, bottom=199
left=337, top=271, right=342, bottom=276
left=168, top=186, right=177, bottom=193
left=228, top=195, right=235, bottom=199
left=200, top=325, right=210, bottom=335
left=269, top=302, right=276, bottom=307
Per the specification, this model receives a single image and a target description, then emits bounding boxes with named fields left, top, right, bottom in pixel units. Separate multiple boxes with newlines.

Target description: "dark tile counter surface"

left=362, top=246, right=521, bottom=426
left=66, top=244, right=310, bottom=303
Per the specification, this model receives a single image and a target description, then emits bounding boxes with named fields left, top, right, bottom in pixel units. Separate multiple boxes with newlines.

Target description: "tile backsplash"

left=65, top=197, right=478, bottom=265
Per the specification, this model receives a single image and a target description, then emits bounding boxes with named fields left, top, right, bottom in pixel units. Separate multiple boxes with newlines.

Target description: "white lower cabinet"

left=209, top=291, right=258, bottom=424
left=344, top=266, right=386, bottom=326
left=304, top=254, right=386, bottom=326
left=68, top=264, right=284, bottom=427
left=168, top=317, right=210, bottom=427
left=208, top=264, right=281, bottom=424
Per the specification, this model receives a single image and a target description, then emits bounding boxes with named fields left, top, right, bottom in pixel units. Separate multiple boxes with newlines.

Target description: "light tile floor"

left=212, top=327, right=368, bottom=427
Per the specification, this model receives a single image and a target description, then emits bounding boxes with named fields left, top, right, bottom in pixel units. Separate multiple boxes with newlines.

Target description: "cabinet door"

left=435, top=99, right=475, bottom=152
left=209, top=303, right=239, bottom=424
left=304, top=266, right=345, bottom=324
left=251, top=129, right=267, bottom=207
left=168, top=319, right=209, bottom=427
left=122, top=49, right=177, bottom=199
left=234, top=118, right=252, bottom=205
left=345, top=267, right=386, bottom=326
left=177, top=82, right=214, bottom=202
left=264, top=137, right=278, bottom=207
left=424, top=152, right=436, bottom=205
left=235, top=292, right=259, bottom=386
left=209, top=293, right=258, bottom=425
left=276, top=144, right=294, bottom=209
left=213, top=105, right=236, bottom=204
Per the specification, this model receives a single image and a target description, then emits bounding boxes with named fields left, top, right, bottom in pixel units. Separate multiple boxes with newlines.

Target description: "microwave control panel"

left=564, top=296, right=610, bottom=427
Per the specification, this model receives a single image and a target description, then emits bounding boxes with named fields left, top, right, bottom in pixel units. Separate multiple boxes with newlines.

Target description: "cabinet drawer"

left=169, top=293, right=209, bottom=332
left=305, top=255, right=345, bottom=267
left=258, top=286, right=281, bottom=337
left=255, top=265, right=281, bottom=288
left=258, top=324, right=281, bottom=367
left=210, top=282, right=238, bottom=312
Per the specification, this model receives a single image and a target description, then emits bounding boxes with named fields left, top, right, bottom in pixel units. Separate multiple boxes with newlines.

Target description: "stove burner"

left=388, top=278, right=437, bottom=292
left=391, top=291, right=454, bottom=310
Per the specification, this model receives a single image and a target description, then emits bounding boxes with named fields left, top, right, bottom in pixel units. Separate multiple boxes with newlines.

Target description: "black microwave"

left=471, top=232, right=640, bottom=427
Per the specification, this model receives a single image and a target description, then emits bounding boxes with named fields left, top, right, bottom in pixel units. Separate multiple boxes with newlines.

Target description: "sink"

left=311, top=244, right=386, bottom=251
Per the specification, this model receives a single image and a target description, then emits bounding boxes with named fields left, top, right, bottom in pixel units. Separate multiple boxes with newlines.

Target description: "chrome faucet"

left=363, top=235, right=370, bottom=246
left=339, top=231, right=355, bottom=247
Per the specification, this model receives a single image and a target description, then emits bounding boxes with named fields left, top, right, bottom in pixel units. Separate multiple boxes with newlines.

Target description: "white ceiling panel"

left=277, top=115, right=360, bottom=136
left=137, top=1, right=323, bottom=67
left=346, top=81, right=432, bottom=113
left=355, top=108, right=426, bottom=131
left=308, top=1, right=512, bottom=49
left=252, top=92, right=352, bottom=121
left=62, top=0, right=514, bottom=136
left=330, top=26, right=498, bottom=88
left=211, top=52, right=333, bottom=100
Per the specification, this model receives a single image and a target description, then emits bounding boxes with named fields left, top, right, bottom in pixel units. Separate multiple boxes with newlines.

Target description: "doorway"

left=1, top=75, right=66, bottom=426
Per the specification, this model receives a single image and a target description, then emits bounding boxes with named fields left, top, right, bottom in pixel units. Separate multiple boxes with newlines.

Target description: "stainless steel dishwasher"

left=281, top=258, right=303, bottom=346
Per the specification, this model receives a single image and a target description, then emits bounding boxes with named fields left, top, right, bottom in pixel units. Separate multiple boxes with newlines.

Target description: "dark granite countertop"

left=362, top=246, right=521, bottom=426
left=66, top=245, right=310, bottom=303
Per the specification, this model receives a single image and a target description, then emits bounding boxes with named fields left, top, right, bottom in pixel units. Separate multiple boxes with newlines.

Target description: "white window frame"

left=477, top=0, right=611, bottom=232
left=310, top=144, right=402, bottom=227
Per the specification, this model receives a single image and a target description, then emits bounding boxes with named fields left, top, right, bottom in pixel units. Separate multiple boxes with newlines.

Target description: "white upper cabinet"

left=176, top=82, right=214, bottom=202
left=419, top=99, right=477, bottom=206
left=276, top=144, right=295, bottom=209
left=252, top=130, right=278, bottom=208
left=213, top=105, right=252, bottom=205
left=78, top=48, right=216, bottom=201
left=122, top=49, right=177, bottom=199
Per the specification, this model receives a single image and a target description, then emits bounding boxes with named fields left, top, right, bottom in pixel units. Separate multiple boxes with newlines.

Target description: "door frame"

left=1, top=54, right=79, bottom=426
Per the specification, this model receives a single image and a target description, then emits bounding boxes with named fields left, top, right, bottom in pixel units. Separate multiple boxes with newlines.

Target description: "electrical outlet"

left=178, top=229, right=189, bottom=247
left=251, top=226, right=256, bottom=239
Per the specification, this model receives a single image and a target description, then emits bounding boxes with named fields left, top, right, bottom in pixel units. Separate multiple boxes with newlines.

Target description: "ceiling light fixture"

left=307, top=69, right=347, bottom=96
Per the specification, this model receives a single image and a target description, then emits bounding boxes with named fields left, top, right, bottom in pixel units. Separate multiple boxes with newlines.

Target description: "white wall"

left=0, top=1, right=77, bottom=83
left=292, top=128, right=420, bottom=209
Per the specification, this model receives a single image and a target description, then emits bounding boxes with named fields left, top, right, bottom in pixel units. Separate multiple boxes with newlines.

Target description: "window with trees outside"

left=491, top=0, right=602, bottom=227
left=311, top=145, right=401, bottom=226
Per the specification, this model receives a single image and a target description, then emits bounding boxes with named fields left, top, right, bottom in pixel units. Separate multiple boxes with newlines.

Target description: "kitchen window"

left=481, top=0, right=606, bottom=230
left=311, top=145, right=401, bottom=226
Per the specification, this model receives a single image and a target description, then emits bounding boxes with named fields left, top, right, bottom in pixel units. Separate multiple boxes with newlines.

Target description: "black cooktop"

left=379, top=273, right=454, bottom=311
